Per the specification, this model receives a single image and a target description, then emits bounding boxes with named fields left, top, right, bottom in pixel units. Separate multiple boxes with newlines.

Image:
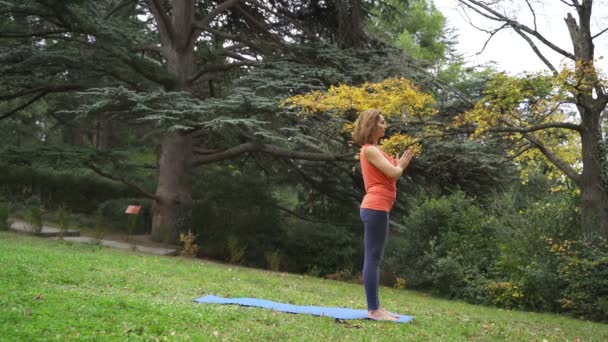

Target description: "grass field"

left=1, top=231, right=606, bottom=341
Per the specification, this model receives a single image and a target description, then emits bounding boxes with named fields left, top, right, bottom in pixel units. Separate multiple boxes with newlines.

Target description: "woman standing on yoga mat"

left=352, top=109, right=413, bottom=321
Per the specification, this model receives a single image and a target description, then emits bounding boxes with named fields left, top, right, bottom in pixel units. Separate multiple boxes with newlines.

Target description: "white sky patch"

left=434, top=0, right=608, bottom=75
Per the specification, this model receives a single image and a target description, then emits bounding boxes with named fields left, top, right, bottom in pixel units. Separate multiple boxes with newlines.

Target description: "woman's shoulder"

left=362, top=144, right=383, bottom=160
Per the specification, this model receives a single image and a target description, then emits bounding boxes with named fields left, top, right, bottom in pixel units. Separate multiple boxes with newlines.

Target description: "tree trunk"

left=335, top=0, right=367, bottom=49
left=149, top=0, right=196, bottom=243
left=151, top=131, right=193, bottom=242
left=570, top=3, right=608, bottom=238
left=579, top=109, right=608, bottom=238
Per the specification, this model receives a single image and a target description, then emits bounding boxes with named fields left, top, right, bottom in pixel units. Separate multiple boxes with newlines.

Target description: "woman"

left=352, top=109, right=413, bottom=321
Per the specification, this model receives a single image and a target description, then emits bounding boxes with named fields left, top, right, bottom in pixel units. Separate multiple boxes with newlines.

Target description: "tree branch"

left=592, top=26, right=608, bottom=40
left=192, top=142, right=352, bottom=166
left=0, top=84, right=86, bottom=120
left=0, top=93, right=47, bottom=120
left=0, top=30, right=69, bottom=38
left=87, top=163, right=160, bottom=201
left=524, top=0, right=537, bottom=31
left=132, top=44, right=164, bottom=53
left=490, top=118, right=582, bottom=184
left=147, top=0, right=175, bottom=45
left=512, top=26, right=558, bottom=74
left=274, top=204, right=351, bottom=227
left=488, top=121, right=583, bottom=134
left=559, top=0, right=579, bottom=7
left=458, top=0, right=576, bottom=60
left=522, top=132, right=581, bottom=185
left=195, top=0, right=240, bottom=28
left=105, top=0, right=138, bottom=19
left=187, top=60, right=259, bottom=84
left=0, top=85, right=85, bottom=102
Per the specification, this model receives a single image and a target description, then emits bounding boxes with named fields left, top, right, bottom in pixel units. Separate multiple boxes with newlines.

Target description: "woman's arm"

left=364, top=146, right=413, bottom=180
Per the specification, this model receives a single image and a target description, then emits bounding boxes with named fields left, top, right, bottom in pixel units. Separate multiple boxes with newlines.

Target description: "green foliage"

left=551, top=237, right=608, bottom=322
left=281, top=221, right=357, bottom=277
left=485, top=281, right=524, bottom=309
left=190, top=165, right=283, bottom=268
left=226, top=236, right=247, bottom=265
left=97, top=198, right=152, bottom=234
left=28, top=206, right=44, bottom=233
left=0, top=203, right=8, bottom=231
left=0, top=164, right=138, bottom=214
left=179, top=230, right=199, bottom=258
left=386, top=191, right=496, bottom=294
left=383, top=185, right=606, bottom=321
left=92, top=213, right=107, bottom=243
left=370, top=0, right=448, bottom=64
left=265, top=251, right=282, bottom=272
left=55, top=205, right=69, bottom=238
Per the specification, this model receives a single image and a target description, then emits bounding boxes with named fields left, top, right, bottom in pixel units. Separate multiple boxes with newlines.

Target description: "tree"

left=369, top=0, right=449, bottom=65
left=453, top=0, right=608, bottom=238
left=0, top=0, right=409, bottom=242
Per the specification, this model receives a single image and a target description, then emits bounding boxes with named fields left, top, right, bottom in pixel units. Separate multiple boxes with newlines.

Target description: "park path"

left=8, top=220, right=178, bottom=256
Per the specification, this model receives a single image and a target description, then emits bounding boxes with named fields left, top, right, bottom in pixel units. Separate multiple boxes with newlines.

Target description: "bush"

left=265, top=250, right=282, bottom=271
left=97, top=198, right=153, bottom=234
left=385, top=191, right=496, bottom=293
left=190, top=166, right=283, bottom=268
left=0, top=203, right=9, bottom=231
left=0, top=165, right=139, bottom=214
left=489, top=190, right=579, bottom=311
left=485, top=281, right=525, bottom=309
left=179, top=230, right=199, bottom=258
left=281, top=221, right=357, bottom=277
left=551, top=237, right=608, bottom=322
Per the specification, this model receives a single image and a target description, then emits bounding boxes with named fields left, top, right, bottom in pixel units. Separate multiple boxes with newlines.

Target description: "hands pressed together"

left=396, top=149, right=414, bottom=171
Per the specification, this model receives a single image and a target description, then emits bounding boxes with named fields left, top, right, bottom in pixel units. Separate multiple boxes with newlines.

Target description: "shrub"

left=385, top=191, right=496, bottom=293
left=485, top=281, right=525, bottom=309
left=190, top=167, right=283, bottom=267
left=0, top=165, right=139, bottom=214
left=394, top=277, right=407, bottom=289
left=226, top=235, right=247, bottom=264
left=490, top=190, right=579, bottom=311
left=551, top=237, right=608, bottom=322
left=325, top=269, right=361, bottom=283
left=97, top=198, right=152, bottom=234
left=265, top=250, right=282, bottom=271
left=55, top=206, right=70, bottom=238
left=29, top=205, right=44, bottom=233
left=432, top=256, right=466, bottom=298
left=179, top=230, right=199, bottom=258
left=0, top=203, right=9, bottom=231
left=281, top=221, right=357, bottom=277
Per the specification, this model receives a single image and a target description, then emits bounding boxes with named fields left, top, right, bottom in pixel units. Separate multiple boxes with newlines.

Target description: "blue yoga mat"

left=195, top=295, right=414, bottom=323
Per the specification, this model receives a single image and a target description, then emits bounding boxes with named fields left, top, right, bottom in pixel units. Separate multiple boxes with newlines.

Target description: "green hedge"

left=0, top=165, right=138, bottom=213
left=97, top=198, right=153, bottom=234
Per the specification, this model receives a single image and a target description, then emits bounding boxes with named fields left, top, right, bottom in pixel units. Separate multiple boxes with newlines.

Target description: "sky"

left=433, top=0, right=608, bottom=75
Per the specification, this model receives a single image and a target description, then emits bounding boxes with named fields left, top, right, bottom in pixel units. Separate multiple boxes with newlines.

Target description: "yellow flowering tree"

left=454, top=64, right=608, bottom=239
left=455, top=72, right=583, bottom=189
left=453, top=0, right=608, bottom=239
left=282, top=77, right=435, bottom=156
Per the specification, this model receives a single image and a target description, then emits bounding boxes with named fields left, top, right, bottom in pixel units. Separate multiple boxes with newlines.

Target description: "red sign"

left=125, top=205, right=142, bottom=215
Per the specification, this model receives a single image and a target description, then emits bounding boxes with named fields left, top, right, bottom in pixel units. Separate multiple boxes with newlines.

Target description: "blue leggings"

left=360, top=208, right=390, bottom=311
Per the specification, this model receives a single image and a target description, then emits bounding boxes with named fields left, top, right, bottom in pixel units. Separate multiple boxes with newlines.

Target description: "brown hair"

left=352, top=109, right=382, bottom=146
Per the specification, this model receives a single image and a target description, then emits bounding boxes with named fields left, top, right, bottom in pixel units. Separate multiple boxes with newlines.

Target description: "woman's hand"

left=365, top=146, right=414, bottom=180
left=396, top=149, right=414, bottom=171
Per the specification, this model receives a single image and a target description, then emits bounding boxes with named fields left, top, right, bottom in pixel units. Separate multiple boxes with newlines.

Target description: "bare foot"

left=367, top=309, right=398, bottom=321
left=379, top=307, right=399, bottom=319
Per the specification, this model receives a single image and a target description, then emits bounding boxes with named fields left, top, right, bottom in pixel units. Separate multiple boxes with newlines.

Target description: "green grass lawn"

left=1, top=231, right=606, bottom=341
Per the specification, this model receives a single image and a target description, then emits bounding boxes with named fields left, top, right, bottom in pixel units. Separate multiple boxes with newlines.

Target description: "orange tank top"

left=359, top=144, right=397, bottom=212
